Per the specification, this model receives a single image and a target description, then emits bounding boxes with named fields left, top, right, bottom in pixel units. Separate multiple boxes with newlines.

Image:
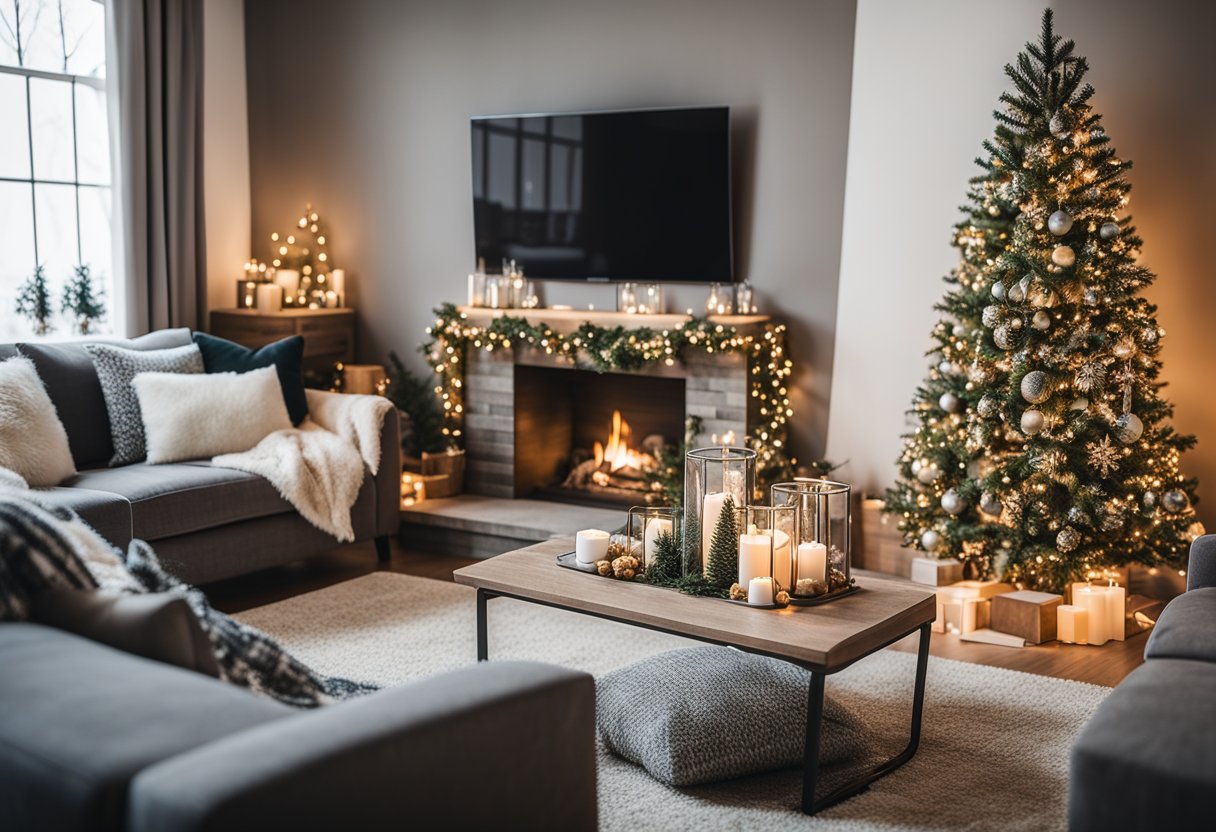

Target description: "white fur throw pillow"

left=133, top=366, right=292, bottom=464
left=0, top=357, right=77, bottom=486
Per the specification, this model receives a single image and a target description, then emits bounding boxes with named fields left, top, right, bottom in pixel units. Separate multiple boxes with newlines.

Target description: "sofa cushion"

left=0, top=622, right=289, bottom=832
left=1070, top=658, right=1216, bottom=832
left=15, top=329, right=193, bottom=468
left=193, top=332, right=309, bottom=425
left=28, top=486, right=133, bottom=548
left=0, top=356, right=77, bottom=486
left=1143, top=587, right=1216, bottom=663
left=66, top=462, right=294, bottom=541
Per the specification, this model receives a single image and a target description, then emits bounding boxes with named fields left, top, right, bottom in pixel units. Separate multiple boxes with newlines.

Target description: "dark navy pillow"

left=191, top=332, right=308, bottom=425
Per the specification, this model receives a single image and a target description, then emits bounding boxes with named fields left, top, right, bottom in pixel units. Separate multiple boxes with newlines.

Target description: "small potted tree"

left=15, top=265, right=54, bottom=335
left=61, top=264, right=105, bottom=335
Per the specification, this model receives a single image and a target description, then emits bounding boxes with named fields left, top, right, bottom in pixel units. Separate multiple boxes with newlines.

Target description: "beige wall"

left=202, top=0, right=251, bottom=315
left=243, top=0, right=856, bottom=463
left=826, top=0, right=1216, bottom=528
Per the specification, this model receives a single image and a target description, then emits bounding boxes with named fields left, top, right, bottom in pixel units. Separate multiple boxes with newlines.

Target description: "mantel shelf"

left=456, top=305, right=771, bottom=335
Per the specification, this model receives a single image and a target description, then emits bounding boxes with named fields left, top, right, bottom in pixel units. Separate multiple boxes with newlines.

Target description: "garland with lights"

left=886, top=11, right=1200, bottom=592
left=421, top=303, right=796, bottom=491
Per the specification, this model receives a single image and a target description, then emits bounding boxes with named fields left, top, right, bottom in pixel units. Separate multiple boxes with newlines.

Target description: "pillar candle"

left=643, top=517, right=673, bottom=563
left=1072, top=585, right=1110, bottom=646
left=256, top=282, right=283, bottom=312
left=701, top=491, right=727, bottom=569
left=747, top=576, right=774, bottom=606
left=1104, top=583, right=1126, bottom=642
left=331, top=269, right=346, bottom=295
left=1057, top=605, right=1088, bottom=644
left=797, top=541, right=827, bottom=584
left=738, top=533, right=772, bottom=587
left=274, top=268, right=300, bottom=294
left=575, top=529, right=610, bottom=565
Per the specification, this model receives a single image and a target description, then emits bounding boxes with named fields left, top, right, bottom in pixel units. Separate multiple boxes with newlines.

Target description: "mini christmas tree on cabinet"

left=886, top=10, right=1200, bottom=591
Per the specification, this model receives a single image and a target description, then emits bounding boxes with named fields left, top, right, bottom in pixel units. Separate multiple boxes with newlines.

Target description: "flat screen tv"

left=471, top=106, right=732, bottom=283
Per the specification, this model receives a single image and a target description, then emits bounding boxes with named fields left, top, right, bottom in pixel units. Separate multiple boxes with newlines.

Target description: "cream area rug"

left=236, top=573, right=1110, bottom=831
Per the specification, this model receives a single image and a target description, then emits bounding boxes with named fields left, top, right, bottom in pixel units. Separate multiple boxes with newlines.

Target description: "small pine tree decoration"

left=705, top=496, right=739, bottom=590
left=15, top=265, right=54, bottom=335
left=646, top=528, right=683, bottom=586
left=61, top=265, right=105, bottom=335
left=384, top=351, right=448, bottom=457
left=885, top=10, right=1200, bottom=591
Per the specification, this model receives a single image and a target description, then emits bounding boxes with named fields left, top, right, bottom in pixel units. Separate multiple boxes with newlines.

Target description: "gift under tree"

left=886, top=10, right=1200, bottom=591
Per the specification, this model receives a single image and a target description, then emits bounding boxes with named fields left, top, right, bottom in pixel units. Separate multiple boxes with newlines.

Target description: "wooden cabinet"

left=207, top=308, right=355, bottom=368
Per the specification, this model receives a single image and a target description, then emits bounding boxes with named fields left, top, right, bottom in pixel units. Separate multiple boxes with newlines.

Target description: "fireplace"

left=513, top=366, right=685, bottom=506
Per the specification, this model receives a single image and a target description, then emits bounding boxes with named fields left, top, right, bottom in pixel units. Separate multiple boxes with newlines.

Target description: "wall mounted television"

left=470, top=106, right=732, bottom=283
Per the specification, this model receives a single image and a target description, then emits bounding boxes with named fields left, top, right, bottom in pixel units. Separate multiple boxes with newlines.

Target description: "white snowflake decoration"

left=1086, top=435, right=1121, bottom=476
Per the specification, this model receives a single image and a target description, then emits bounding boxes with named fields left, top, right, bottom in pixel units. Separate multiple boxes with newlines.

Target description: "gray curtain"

left=111, top=0, right=206, bottom=334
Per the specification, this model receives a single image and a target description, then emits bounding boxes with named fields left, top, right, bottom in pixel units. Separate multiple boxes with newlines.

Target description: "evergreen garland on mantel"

left=420, top=303, right=796, bottom=490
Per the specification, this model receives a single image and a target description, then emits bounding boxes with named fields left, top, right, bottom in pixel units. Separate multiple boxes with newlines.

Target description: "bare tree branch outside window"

left=0, top=0, right=42, bottom=67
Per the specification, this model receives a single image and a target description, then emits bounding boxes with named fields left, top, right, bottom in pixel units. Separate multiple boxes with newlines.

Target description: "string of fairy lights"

left=421, top=303, right=796, bottom=487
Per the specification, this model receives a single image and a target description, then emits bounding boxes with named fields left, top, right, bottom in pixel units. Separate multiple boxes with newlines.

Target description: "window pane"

left=34, top=182, right=79, bottom=282
left=65, top=0, right=106, bottom=78
left=74, top=82, right=108, bottom=183
left=0, top=182, right=38, bottom=340
left=18, top=0, right=63, bottom=74
left=30, top=77, right=75, bottom=180
left=521, top=138, right=545, bottom=210
left=0, top=73, right=31, bottom=178
left=78, top=185, right=110, bottom=283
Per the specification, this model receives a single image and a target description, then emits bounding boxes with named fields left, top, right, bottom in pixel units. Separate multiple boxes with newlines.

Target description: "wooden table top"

left=453, top=538, right=936, bottom=672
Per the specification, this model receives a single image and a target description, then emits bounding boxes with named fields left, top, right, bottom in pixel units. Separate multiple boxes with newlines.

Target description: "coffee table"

left=453, top=538, right=936, bottom=815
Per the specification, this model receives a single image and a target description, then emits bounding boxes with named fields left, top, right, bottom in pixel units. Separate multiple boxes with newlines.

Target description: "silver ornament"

left=994, top=325, right=1014, bottom=350
left=1163, top=490, right=1189, bottom=513
left=1009, top=317, right=1023, bottom=330
left=1020, top=409, right=1046, bottom=435
left=991, top=281, right=1007, bottom=301
left=1048, top=210, right=1074, bottom=236
left=953, top=324, right=966, bottom=337
left=1066, top=506, right=1090, bottom=527
left=1101, top=511, right=1124, bottom=532
left=1032, top=310, right=1051, bottom=330
left=921, top=529, right=942, bottom=550
left=982, top=305, right=1002, bottom=328
left=977, top=395, right=1000, bottom=418
left=1020, top=370, right=1051, bottom=404
left=1142, top=491, right=1158, bottom=509
left=980, top=491, right=1003, bottom=516
left=939, top=392, right=961, bottom=413
left=1099, top=222, right=1120, bottom=240
left=938, top=360, right=953, bottom=374
left=1051, top=245, right=1076, bottom=267
left=1070, top=397, right=1089, bottom=412
left=1008, top=282, right=1026, bottom=303
left=1141, top=327, right=1159, bottom=346
left=1083, top=288, right=1100, bottom=306
left=941, top=489, right=966, bottom=516
left=1114, top=412, right=1144, bottom=444
left=917, top=464, right=940, bottom=484
left=1056, top=526, right=1080, bottom=552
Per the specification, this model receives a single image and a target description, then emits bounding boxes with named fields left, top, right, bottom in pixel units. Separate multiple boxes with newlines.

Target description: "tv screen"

left=471, top=106, right=732, bottom=283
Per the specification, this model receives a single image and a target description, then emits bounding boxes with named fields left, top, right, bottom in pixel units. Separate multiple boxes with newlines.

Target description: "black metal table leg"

left=476, top=588, right=493, bottom=661
left=801, top=622, right=932, bottom=815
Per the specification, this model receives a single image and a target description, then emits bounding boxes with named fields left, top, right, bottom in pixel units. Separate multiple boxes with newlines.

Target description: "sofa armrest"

left=126, top=660, right=597, bottom=832
left=1187, top=535, right=1216, bottom=591
left=374, top=407, right=401, bottom=538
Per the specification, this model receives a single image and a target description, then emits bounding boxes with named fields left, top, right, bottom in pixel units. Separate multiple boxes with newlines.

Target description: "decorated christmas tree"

left=268, top=204, right=340, bottom=306
left=15, top=265, right=54, bottom=335
left=886, top=10, right=1200, bottom=591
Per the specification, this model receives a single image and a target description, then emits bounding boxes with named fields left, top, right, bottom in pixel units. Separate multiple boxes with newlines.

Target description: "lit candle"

left=1072, top=585, right=1110, bottom=646
left=1057, top=605, right=1088, bottom=644
left=797, top=541, right=827, bottom=584
left=738, top=533, right=772, bottom=587
left=747, top=576, right=774, bottom=606
left=1104, top=582, right=1126, bottom=642
left=274, top=268, right=300, bottom=294
left=575, top=529, right=610, bottom=565
left=701, top=491, right=728, bottom=569
left=643, top=517, right=673, bottom=563
left=256, top=282, right=283, bottom=312
left=330, top=269, right=345, bottom=295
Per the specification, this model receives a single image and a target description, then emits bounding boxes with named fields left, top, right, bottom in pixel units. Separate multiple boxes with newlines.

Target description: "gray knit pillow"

left=83, top=343, right=204, bottom=466
left=597, top=646, right=871, bottom=786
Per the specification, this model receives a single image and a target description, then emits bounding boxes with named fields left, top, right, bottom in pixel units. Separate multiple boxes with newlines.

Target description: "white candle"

left=738, top=533, right=772, bottom=587
left=747, top=576, right=774, bottom=606
left=643, top=518, right=673, bottom=563
left=1072, top=585, right=1110, bottom=645
left=255, top=282, right=283, bottom=312
left=274, top=268, right=300, bottom=294
left=701, top=491, right=728, bottom=570
left=331, top=269, right=346, bottom=295
left=1105, top=583, right=1126, bottom=642
left=1057, top=605, right=1088, bottom=644
left=797, top=541, right=827, bottom=584
left=575, top=529, right=610, bottom=565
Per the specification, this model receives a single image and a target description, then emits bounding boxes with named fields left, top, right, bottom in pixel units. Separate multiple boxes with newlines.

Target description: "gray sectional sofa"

left=1, top=329, right=400, bottom=585
left=1069, top=535, right=1216, bottom=830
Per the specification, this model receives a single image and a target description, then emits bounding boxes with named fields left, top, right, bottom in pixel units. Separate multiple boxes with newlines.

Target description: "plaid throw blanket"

left=0, top=496, right=375, bottom=707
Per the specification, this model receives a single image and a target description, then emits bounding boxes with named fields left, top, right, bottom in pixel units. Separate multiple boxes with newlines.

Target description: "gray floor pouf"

left=597, top=645, right=872, bottom=787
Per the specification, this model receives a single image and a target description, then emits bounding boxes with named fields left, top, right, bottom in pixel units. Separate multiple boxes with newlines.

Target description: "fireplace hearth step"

left=400, top=495, right=624, bottom=559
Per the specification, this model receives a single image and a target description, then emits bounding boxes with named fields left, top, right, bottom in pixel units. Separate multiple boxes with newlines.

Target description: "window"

left=0, top=0, right=110, bottom=339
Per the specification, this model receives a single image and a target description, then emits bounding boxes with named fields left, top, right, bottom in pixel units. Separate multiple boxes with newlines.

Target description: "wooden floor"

left=204, top=537, right=1146, bottom=688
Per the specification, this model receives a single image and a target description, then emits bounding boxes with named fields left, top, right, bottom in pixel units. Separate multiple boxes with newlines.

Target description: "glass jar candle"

left=683, top=446, right=755, bottom=576
left=740, top=504, right=796, bottom=592
left=771, top=479, right=852, bottom=597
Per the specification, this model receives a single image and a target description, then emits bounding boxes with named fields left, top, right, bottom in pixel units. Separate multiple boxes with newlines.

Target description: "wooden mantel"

left=457, top=305, right=770, bottom=336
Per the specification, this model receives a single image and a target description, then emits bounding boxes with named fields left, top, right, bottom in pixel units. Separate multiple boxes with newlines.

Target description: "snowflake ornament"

left=1086, top=436, right=1121, bottom=477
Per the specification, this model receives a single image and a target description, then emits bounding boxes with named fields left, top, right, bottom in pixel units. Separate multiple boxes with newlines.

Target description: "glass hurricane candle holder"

left=626, top=506, right=679, bottom=574
left=740, top=504, right=796, bottom=593
left=683, top=446, right=755, bottom=576
left=705, top=283, right=733, bottom=315
left=771, top=479, right=852, bottom=599
left=236, top=279, right=258, bottom=309
left=617, top=282, right=639, bottom=314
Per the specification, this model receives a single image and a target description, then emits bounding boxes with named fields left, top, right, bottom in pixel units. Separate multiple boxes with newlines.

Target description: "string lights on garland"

left=421, top=303, right=796, bottom=490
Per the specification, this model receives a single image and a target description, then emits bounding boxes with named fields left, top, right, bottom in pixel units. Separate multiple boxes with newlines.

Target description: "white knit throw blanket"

left=211, top=390, right=395, bottom=542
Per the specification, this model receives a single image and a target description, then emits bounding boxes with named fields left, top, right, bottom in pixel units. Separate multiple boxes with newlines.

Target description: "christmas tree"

left=268, top=204, right=339, bottom=306
left=886, top=10, right=1200, bottom=591
left=705, top=496, right=739, bottom=590
left=15, top=265, right=54, bottom=335
left=646, top=528, right=682, bottom=586
left=61, top=264, right=105, bottom=335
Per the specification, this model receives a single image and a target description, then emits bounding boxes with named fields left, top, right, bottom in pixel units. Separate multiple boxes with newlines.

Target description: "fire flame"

left=593, top=410, right=645, bottom=472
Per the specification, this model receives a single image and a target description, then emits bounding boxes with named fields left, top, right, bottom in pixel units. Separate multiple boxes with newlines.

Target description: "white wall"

left=202, top=0, right=250, bottom=315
